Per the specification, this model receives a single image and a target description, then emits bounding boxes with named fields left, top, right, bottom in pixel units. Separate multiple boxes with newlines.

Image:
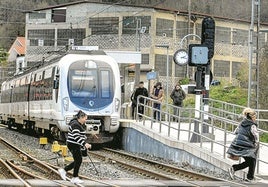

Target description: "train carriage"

left=0, top=50, right=121, bottom=143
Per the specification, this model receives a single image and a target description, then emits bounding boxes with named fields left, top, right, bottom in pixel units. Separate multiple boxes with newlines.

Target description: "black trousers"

left=138, top=105, right=144, bottom=119
left=153, top=103, right=161, bottom=121
left=131, top=104, right=136, bottom=119
left=64, top=142, right=82, bottom=177
left=232, top=157, right=256, bottom=180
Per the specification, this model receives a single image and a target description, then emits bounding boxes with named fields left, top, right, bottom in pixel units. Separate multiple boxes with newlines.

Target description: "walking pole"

left=87, top=150, right=99, bottom=175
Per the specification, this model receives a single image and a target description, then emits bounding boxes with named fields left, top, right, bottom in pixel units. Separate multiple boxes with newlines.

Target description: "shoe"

left=58, top=168, right=66, bottom=180
left=228, top=167, right=235, bottom=180
left=71, top=177, right=84, bottom=184
left=244, top=178, right=257, bottom=184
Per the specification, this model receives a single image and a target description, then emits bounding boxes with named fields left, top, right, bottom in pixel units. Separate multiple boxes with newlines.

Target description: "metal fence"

left=131, top=96, right=268, bottom=175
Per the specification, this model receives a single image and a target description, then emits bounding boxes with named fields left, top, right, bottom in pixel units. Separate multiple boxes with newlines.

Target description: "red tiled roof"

left=8, top=37, right=26, bottom=56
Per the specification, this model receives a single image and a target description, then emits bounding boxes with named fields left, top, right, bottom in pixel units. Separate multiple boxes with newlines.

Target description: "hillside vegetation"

left=1, top=0, right=268, bottom=50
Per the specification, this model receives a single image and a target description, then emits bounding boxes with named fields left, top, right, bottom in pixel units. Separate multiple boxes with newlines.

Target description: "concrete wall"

left=119, top=121, right=245, bottom=178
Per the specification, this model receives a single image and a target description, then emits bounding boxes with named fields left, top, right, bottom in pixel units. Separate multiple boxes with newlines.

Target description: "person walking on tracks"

left=227, top=107, right=259, bottom=183
left=58, top=110, right=91, bottom=184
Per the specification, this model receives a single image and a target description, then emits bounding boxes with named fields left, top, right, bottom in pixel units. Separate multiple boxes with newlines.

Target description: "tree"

left=0, top=48, right=9, bottom=89
left=0, top=0, right=48, bottom=50
left=236, top=61, right=249, bottom=88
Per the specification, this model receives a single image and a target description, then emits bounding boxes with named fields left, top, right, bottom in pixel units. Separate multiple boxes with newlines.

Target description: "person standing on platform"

left=227, top=107, right=259, bottom=183
left=131, top=81, right=149, bottom=120
left=150, top=82, right=164, bottom=121
left=170, top=83, right=186, bottom=120
left=130, top=86, right=138, bottom=119
left=58, top=110, right=92, bottom=185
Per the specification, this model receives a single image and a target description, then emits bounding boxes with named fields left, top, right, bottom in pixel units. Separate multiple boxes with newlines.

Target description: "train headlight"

left=62, top=97, right=69, bottom=111
left=115, top=98, right=120, bottom=112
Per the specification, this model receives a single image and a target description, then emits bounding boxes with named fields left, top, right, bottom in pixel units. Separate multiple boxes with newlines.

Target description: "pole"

left=155, top=44, right=170, bottom=118
left=202, top=64, right=210, bottom=133
left=187, top=0, right=191, bottom=78
left=190, top=66, right=202, bottom=142
left=248, top=0, right=255, bottom=107
left=166, top=46, right=169, bottom=109
left=87, top=150, right=99, bottom=175
left=135, top=19, right=141, bottom=87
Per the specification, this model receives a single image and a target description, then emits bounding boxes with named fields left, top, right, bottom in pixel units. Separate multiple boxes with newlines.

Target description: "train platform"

left=0, top=178, right=268, bottom=186
left=119, top=119, right=268, bottom=185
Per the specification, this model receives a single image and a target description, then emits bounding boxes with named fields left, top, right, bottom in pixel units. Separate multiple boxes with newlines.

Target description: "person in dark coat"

left=227, top=107, right=259, bottom=183
left=170, top=83, right=186, bottom=120
left=58, top=110, right=91, bottom=184
left=131, top=81, right=149, bottom=120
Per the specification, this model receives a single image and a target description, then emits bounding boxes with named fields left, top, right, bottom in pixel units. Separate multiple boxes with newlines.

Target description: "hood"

left=240, top=118, right=256, bottom=128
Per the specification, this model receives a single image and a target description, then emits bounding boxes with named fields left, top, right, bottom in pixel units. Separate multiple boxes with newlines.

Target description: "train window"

left=25, top=75, right=30, bottom=84
left=44, top=68, right=52, bottom=79
left=100, top=70, right=111, bottom=98
left=69, top=70, right=97, bottom=98
left=31, top=74, right=35, bottom=82
left=36, top=71, right=43, bottom=81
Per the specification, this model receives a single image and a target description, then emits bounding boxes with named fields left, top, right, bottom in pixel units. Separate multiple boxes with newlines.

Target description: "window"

left=155, top=54, right=172, bottom=76
left=176, top=21, right=194, bottom=39
left=214, top=60, right=230, bottom=77
left=175, top=64, right=187, bottom=77
left=216, top=26, right=231, bottom=44
left=29, top=12, right=46, bottom=19
left=141, top=54, right=149, bottom=64
left=57, top=29, right=85, bottom=46
left=156, top=18, right=174, bottom=37
left=28, top=29, right=55, bottom=46
left=69, top=70, right=98, bottom=98
left=52, top=8, right=66, bottom=23
left=122, top=16, right=151, bottom=34
left=101, top=70, right=111, bottom=98
left=232, top=29, right=248, bottom=46
left=89, top=17, right=119, bottom=35
left=232, top=61, right=242, bottom=78
left=18, top=62, right=22, bottom=71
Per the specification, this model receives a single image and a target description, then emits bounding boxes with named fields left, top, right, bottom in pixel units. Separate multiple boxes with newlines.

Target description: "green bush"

left=210, top=82, right=247, bottom=106
left=260, top=133, right=268, bottom=143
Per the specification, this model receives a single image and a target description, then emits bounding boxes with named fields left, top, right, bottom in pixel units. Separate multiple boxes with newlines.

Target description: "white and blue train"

left=0, top=50, right=121, bottom=143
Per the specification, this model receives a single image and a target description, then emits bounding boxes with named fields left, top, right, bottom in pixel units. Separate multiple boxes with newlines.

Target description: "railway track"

left=88, top=148, right=246, bottom=186
left=0, top=136, right=120, bottom=187
left=0, top=158, right=32, bottom=187
left=0, top=137, right=62, bottom=180
left=0, top=126, right=247, bottom=186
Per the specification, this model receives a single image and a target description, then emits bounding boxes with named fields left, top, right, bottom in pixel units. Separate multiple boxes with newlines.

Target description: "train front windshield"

left=67, top=60, right=114, bottom=110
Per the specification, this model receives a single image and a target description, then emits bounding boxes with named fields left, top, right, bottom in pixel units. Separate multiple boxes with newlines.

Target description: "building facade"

left=25, top=1, right=268, bottom=98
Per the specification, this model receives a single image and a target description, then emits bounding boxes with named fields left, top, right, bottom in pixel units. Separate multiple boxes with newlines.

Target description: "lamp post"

left=155, top=44, right=170, bottom=116
left=134, top=18, right=141, bottom=87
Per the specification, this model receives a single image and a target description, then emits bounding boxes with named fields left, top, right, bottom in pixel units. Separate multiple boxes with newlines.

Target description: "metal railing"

left=134, top=96, right=268, bottom=175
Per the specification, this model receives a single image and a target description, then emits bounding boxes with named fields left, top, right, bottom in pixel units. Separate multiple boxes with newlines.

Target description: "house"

left=8, top=37, right=26, bottom=75
left=24, top=1, right=268, bottom=98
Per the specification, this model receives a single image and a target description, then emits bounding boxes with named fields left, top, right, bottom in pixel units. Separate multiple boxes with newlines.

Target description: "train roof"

left=4, top=50, right=108, bottom=82
left=67, top=50, right=107, bottom=56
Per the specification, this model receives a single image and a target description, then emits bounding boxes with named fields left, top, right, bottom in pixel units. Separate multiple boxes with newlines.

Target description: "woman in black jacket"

left=58, top=110, right=91, bottom=184
left=170, top=83, right=186, bottom=120
left=227, top=108, right=259, bottom=183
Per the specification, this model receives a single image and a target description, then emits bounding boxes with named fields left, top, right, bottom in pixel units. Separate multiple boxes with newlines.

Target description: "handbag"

left=228, top=154, right=239, bottom=161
